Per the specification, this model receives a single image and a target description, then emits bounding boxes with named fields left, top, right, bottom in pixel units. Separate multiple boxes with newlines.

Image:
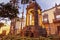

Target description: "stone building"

left=42, top=4, right=60, bottom=36
left=21, top=0, right=47, bottom=37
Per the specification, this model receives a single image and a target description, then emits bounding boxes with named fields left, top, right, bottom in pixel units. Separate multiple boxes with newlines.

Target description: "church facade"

left=21, top=1, right=47, bottom=37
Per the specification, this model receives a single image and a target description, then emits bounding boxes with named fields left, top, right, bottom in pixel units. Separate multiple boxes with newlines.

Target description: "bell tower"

left=21, top=0, right=47, bottom=37
left=26, top=1, right=42, bottom=26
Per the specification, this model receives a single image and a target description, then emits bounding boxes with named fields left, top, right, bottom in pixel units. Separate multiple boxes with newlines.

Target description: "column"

left=26, top=14, right=30, bottom=26
left=31, top=14, right=34, bottom=25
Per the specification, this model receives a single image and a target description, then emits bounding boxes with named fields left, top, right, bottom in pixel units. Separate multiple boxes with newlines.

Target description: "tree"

left=0, top=23, right=4, bottom=28
left=0, top=3, right=19, bottom=19
left=0, top=2, right=19, bottom=35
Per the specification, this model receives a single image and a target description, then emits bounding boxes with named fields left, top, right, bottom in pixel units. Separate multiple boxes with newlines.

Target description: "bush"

left=47, top=35, right=60, bottom=40
left=1, top=35, right=60, bottom=40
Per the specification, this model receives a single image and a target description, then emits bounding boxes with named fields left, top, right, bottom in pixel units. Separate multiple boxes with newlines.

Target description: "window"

left=43, top=18, right=47, bottom=22
left=57, top=26, right=60, bottom=34
left=30, top=14, right=32, bottom=25
left=43, top=13, right=48, bottom=22
left=56, top=15, right=60, bottom=20
left=56, top=15, right=60, bottom=19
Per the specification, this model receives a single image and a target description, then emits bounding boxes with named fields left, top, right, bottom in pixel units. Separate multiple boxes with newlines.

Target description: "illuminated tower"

left=22, top=0, right=47, bottom=37
left=26, top=0, right=42, bottom=26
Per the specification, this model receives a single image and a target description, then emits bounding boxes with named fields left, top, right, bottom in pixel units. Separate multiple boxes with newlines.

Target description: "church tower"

left=26, top=0, right=42, bottom=26
left=21, top=0, right=47, bottom=37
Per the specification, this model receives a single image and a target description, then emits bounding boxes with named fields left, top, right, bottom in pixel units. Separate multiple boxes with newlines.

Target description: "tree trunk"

left=10, top=18, right=16, bottom=35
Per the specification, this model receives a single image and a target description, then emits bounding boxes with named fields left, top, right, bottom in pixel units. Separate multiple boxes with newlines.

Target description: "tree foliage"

left=0, top=3, right=19, bottom=19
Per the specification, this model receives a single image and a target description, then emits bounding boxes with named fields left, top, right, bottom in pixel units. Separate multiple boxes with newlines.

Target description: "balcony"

left=42, top=18, right=49, bottom=24
left=53, top=18, right=60, bottom=23
left=43, top=20, right=49, bottom=24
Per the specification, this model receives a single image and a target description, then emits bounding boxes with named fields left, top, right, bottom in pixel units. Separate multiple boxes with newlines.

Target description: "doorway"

left=57, top=26, right=60, bottom=34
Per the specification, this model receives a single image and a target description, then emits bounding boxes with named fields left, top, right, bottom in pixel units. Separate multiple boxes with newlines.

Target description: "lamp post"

left=20, top=4, right=25, bottom=36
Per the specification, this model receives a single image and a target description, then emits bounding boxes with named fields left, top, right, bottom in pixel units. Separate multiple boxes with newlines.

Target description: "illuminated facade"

left=26, top=1, right=42, bottom=26
left=42, top=4, right=60, bottom=35
left=0, top=23, right=10, bottom=35
left=21, top=1, right=47, bottom=37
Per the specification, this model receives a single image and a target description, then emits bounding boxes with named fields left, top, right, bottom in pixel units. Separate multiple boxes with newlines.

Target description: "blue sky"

left=0, top=0, right=60, bottom=25
left=0, top=0, right=10, bottom=3
left=37, top=0, right=60, bottom=11
left=0, top=0, right=60, bottom=17
left=0, top=0, right=60, bottom=10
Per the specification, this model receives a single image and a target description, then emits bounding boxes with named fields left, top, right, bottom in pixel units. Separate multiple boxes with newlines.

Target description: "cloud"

left=0, top=0, right=10, bottom=3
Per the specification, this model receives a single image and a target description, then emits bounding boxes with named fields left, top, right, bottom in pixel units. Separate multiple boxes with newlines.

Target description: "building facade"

left=42, top=4, right=60, bottom=36
left=21, top=1, right=47, bottom=37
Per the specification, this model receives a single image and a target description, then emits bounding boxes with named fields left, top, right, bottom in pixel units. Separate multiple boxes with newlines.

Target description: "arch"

left=28, top=9, right=41, bottom=15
